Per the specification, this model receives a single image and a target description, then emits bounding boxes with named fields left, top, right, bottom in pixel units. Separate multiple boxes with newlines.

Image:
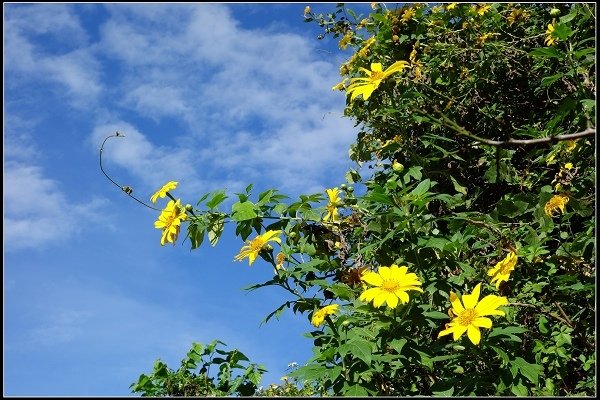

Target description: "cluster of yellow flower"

left=151, top=181, right=188, bottom=246
left=311, top=261, right=512, bottom=346
left=150, top=182, right=518, bottom=346
left=506, top=7, right=530, bottom=26
left=545, top=194, right=570, bottom=217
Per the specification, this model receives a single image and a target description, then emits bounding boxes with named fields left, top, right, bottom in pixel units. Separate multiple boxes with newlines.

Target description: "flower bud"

left=550, top=8, right=560, bottom=17
left=185, top=204, right=193, bottom=212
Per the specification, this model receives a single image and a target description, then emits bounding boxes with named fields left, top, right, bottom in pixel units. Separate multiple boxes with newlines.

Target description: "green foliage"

left=132, top=2, right=595, bottom=397
left=130, top=340, right=266, bottom=396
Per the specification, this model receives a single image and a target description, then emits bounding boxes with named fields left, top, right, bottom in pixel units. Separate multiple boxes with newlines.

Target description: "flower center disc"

left=458, top=308, right=478, bottom=325
left=382, top=279, right=400, bottom=292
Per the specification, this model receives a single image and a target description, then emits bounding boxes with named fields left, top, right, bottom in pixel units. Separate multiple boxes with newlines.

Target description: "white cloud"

left=95, top=4, right=356, bottom=194
left=3, top=162, right=110, bottom=251
left=4, top=4, right=102, bottom=105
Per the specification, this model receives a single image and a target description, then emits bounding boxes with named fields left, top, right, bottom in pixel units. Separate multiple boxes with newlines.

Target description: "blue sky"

left=3, top=2, right=376, bottom=396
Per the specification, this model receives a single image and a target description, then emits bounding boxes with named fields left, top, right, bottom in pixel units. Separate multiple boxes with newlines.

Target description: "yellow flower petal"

left=467, top=325, right=481, bottom=345
left=359, top=265, right=422, bottom=309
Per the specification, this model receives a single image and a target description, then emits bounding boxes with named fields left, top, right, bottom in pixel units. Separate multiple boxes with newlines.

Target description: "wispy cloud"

left=3, top=161, right=110, bottom=251
left=96, top=3, right=356, bottom=194
left=4, top=4, right=102, bottom=106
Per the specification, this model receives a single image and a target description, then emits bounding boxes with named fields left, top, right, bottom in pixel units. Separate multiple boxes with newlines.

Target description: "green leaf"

left=540, top=73, right=564, bottom=88
left=553, top=23, right=573, bottom=40
left=559, top=9, right=578, bottom=23
left=231, top=201, right=258, bottom=221
left=403, top=166, right=423, bottom=184
left=260, top=302, right=290, bottom=326
left=510, top=380, right=529, bottom=396
left=450, top=175, right=468, bottom=195
left=490, top=345, right=510, bottom=366
left=289, top=364, right=327, bottom=381
left=580, top=99, right=595, bottom=112
left=329, top=283, right=355, bottom=300
left=339, top=339, right=372, bottom=365
left=423, top=311, right=450, bottom=320
left=529, top=47, right=562, bottom=58
left=207, top=217, right=224, bottom=247
left=431, top=385, right=454, bottom=396
left=512, top=357, right=544, bottom=385
left=342, top=383, right=369, bottom=396
left=363, top=191, right=394, bottom=205
left=419, top=237, right=450, bottom=251
left=206, top=190, right=228, bottom=209
left=409, top=179, right=432, bottom=197
left=389, top=338, right=407, bottom=354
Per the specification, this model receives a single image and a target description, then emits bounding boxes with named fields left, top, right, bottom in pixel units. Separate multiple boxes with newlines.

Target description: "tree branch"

left=416, top=108, right=595, bottom=148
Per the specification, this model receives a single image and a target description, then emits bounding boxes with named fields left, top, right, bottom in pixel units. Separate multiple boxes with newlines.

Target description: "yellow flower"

left=331, top=78, right=348, bottom=91
left=401, top=8, right=416, bottom=22
left=507, top=8, right=529, bottom=26
left=150, top=181, right=178, bottom=203
left=346, top=61, right=409, bottom=101
left=544, top=194, right=569, bottom=217
left=275, top=252, right=286, bottom=270
left=488, top=251, right=518, bottom=289
left=154, top=199, right=187, bottom=246
left=409, top=48, right=418, bottom=64
left=447, top=3, right=458, bottom=10
left=324, top=187, right=341, bottom=222
left=359, top=265, right=423, bottom=309
left=476, top=4, right=492, bottom=16
left=438, top=283, right=508, bottom=345
left=477, top=32, right=498, bottom=46
left=303, top=6, right=311, bottom=17
left=545, top=20, right=557, bottom=46
left=564, top=162, right=574, bottom=170
left=338, top=32, right=353, bottom=50
left=234, top=230, right=282, bottom=266
left=311, top=304, right=339, bottom=327
left=566, top=140, right=577, bottom=152
left=357, top=36, right=376, bottom=58
left=371, top=3, right=378, bottom=10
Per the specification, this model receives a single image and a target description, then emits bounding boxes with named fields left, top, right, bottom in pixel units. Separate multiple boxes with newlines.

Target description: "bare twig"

left=416, top=108, right=595, bottom=148
left=510, top=302, right=573, bottom=328
left=100, top=132, right=161, bottom=211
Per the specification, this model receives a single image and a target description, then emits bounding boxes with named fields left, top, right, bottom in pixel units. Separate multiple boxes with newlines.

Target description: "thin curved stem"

left=99, top=132, right=161, bottom=211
